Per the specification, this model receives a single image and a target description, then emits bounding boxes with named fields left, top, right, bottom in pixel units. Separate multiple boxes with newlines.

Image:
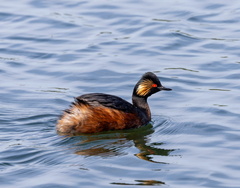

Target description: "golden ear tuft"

left=136, top=79, right=154, bottom=96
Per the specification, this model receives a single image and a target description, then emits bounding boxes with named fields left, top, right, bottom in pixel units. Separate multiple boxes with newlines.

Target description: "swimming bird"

left=57, top=72, right=171, bottom=134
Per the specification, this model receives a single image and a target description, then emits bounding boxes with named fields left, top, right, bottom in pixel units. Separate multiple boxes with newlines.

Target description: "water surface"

left=1, top=0, right=240, bottom=187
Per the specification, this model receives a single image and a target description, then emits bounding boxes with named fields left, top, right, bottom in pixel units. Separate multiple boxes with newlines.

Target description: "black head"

left=133, top=72, right=172, bottom=98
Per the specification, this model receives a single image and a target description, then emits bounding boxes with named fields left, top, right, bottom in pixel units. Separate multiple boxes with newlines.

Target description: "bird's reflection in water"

left=61, top=123, right=174, bottom=163
left=111, top=179, right=165, bottom=186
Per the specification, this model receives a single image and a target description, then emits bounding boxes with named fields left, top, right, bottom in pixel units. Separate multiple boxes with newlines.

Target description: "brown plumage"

left=57, top=72, right=171, bottom=134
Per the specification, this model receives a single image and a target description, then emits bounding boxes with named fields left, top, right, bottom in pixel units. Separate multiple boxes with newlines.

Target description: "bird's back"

left=76, top=93, right=135, bottom=112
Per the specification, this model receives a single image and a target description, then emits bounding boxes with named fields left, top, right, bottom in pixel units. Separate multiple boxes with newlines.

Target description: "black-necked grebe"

left=57, top=72, right=171, bottom=134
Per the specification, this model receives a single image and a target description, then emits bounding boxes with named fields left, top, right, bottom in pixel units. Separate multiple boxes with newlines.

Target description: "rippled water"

left=1, top=0, right=240, bottom=187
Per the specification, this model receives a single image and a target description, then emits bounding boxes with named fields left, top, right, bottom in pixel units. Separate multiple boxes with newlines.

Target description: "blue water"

left=1, top=0, right=240, bottom=187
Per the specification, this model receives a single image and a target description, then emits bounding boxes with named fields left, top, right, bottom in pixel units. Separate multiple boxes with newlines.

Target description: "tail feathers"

left=62, top=98, right=88, bottom=115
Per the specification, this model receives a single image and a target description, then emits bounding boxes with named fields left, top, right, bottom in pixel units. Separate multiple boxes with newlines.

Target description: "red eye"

left=152, top=84, right=157, bottom=87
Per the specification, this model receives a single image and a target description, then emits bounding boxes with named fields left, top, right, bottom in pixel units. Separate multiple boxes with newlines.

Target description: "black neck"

left=132, top=95, right=151, bottom=121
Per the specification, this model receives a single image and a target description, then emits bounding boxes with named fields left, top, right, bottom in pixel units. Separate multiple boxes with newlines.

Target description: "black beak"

left=158, top=86, right=172, bottom=91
